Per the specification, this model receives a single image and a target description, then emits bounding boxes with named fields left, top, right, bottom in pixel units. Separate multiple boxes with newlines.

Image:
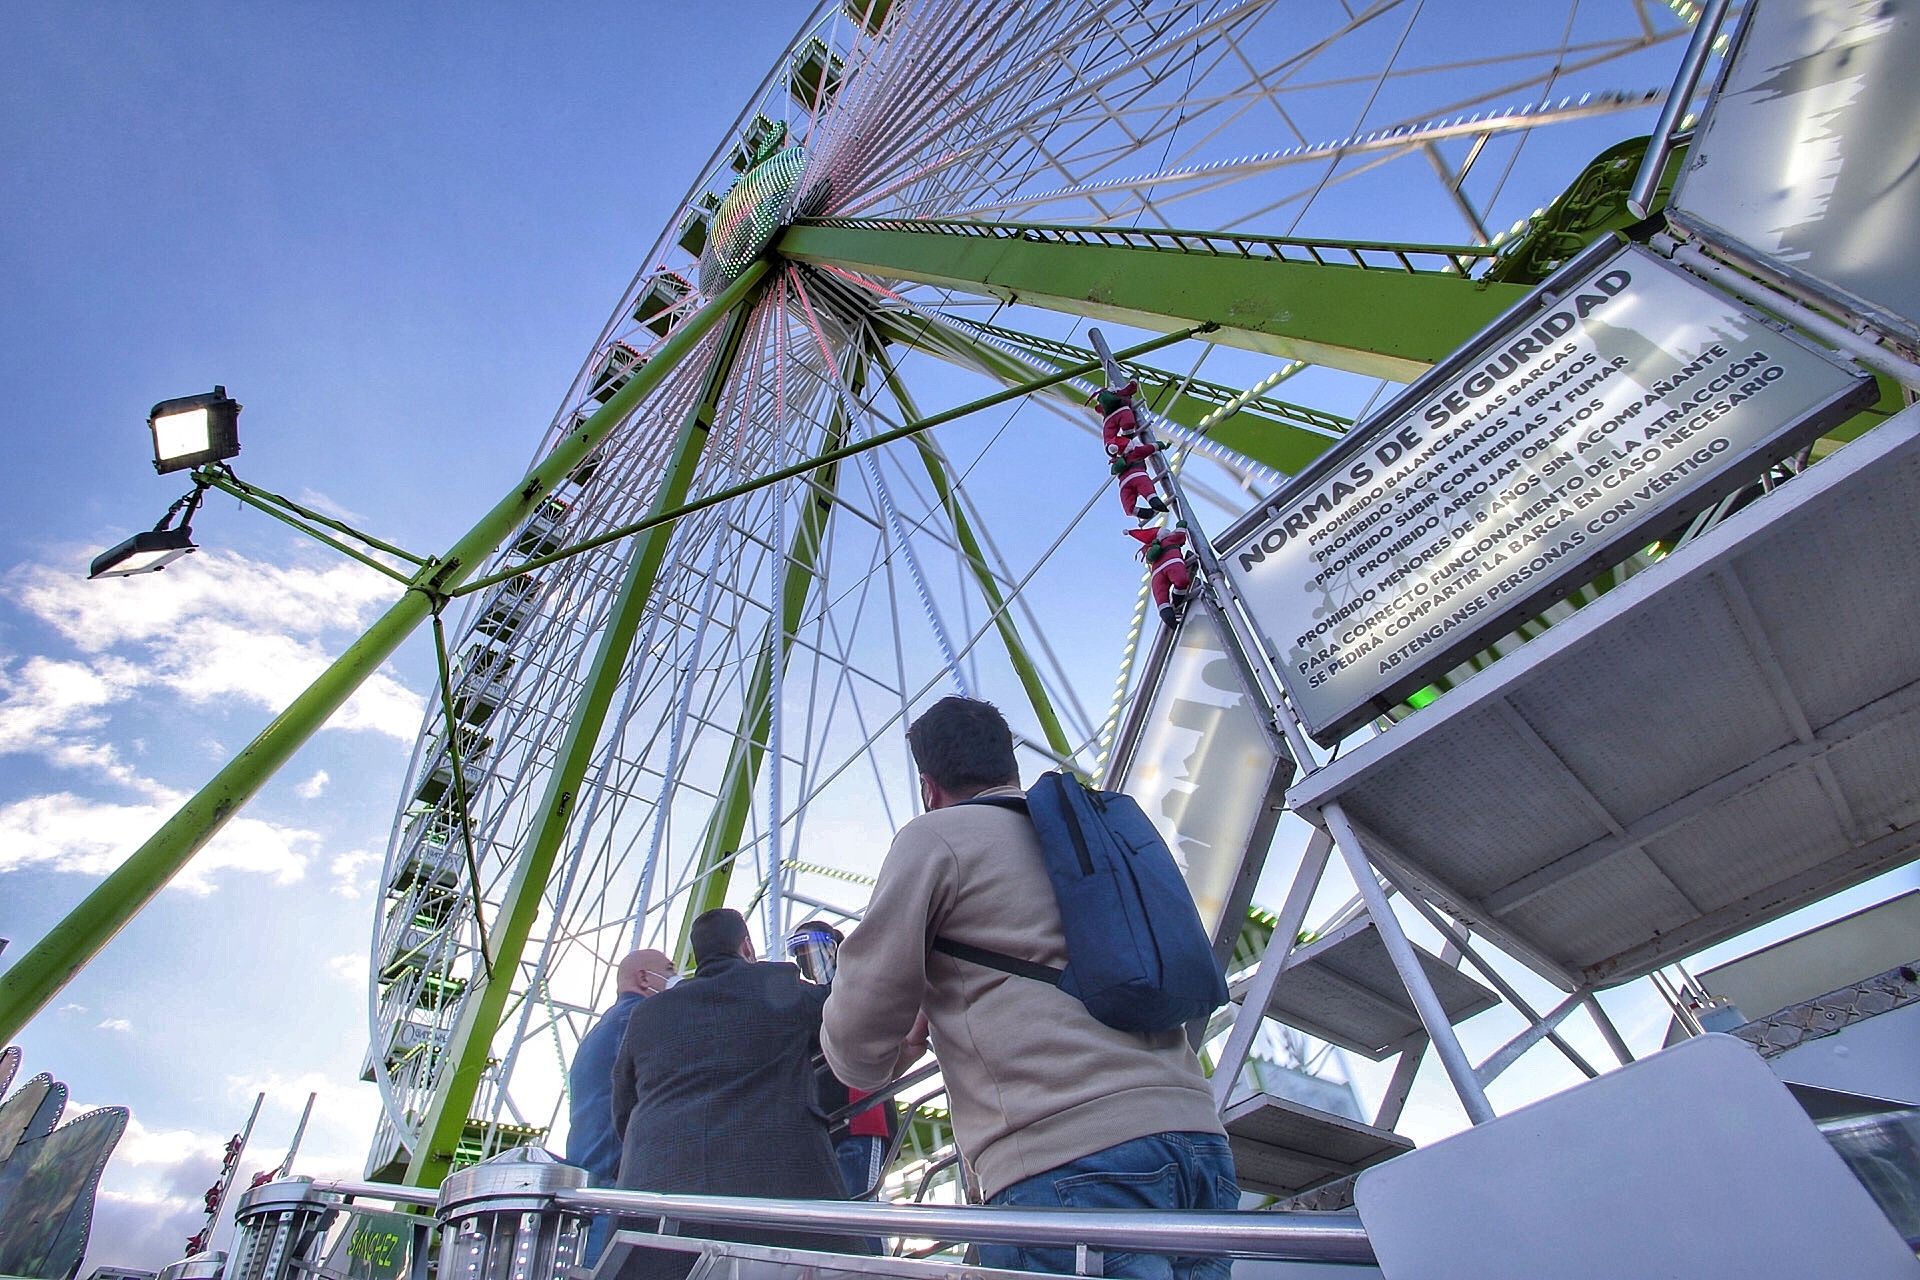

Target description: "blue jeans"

left=979, top=1131, right=1240, bottom=1280
left=836, top=1135, right=888, bottom=1254
left=581, top=1175, right=616, bottom=1268
left=837, top=1134, right=888, bottom=1199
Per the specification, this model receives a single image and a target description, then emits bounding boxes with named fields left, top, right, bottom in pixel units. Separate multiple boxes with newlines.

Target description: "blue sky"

left=3, top=3, right=1916, bottom=1273
left=0, top=3, right=799, bottom=1266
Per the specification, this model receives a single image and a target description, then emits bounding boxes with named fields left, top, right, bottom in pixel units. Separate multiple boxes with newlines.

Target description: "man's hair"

left=689, top=908, right=750, bottom=966
left=907, top=697, right=1018, bottom=795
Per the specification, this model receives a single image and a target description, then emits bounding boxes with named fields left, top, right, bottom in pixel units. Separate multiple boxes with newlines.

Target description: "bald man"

left=568, top=948, right=674, bottom=1263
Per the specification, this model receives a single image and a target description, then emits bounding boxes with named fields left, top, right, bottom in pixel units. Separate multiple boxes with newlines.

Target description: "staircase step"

left=1231, top=917, right=1496, bottom=1060
left=1222, top=1091, right=1412, bottom=1198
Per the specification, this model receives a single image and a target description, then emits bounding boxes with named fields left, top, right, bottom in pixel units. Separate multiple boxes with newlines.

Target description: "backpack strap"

left=956, top=794, right=1028, bottom=814
left=930, top=792, right=1064, bottom=987
left=931, top=937, right=1063, bottom=985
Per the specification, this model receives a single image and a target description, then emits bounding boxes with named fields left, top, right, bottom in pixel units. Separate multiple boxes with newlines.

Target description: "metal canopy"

left=1222, top=1092, right=1414, bottom=1198
left=1290, top=407, right=1920, bottom=991
left=1229, top=917, right=1496, bottom=1061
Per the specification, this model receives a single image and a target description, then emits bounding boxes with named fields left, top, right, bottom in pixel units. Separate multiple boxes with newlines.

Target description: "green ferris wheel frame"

left=10, top=0, right=1734, bottom=1192
left=0, top=214, right=1510, bottom=1174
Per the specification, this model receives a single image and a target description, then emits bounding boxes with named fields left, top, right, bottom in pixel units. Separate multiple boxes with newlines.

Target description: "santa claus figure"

left=1113, top=457, right=1170, bottom=522
left=1127, top=524, right=1196, bottom=625
left=1095, top=381, right=1159, bottom=464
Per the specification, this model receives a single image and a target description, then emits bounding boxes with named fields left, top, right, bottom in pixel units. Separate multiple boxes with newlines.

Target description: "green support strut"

left=871, top=344, right=1078, bottom=765
left=407, top=292, right=762, bottom=1187
left=0, top=260, right=771, bottom=1049
left=670, top=367, right=861, bottom=964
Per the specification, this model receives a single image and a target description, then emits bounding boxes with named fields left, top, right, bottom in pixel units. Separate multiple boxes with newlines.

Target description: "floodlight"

left=148, top=386, right=241, bottom=475
left=88, top=526, right=198, bottom=579
left=89, top=485, right=205, bottom=579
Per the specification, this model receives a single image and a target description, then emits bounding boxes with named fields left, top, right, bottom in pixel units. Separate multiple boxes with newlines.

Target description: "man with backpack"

left=821, top=697, right=1239, bottom=1280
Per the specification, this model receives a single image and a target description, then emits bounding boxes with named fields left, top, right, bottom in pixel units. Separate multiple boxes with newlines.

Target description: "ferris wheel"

left=362, top=0, right=1710, bottom=1185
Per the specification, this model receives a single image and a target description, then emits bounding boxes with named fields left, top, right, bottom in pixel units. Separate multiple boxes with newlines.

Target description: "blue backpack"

left=933, top=771, right=1229, bottom=1033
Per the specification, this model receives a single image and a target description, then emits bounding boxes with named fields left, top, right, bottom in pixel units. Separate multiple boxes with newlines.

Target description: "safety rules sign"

left=1219, top=241, right=1875, bottom=744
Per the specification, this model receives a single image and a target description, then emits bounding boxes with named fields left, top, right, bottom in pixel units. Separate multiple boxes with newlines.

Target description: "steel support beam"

left=407, top=292, right=763, bottom=1186
left=671, top=368, right=862, bottom=962
left=1210, top=828, right=1335, bottom=1108
left=1321, top=802, right=1496, bottom=1125
left=448, top=325, right=1210, bottom=599
left=0, top=261, right=772, bottom=1047
left=780, top=220, right=1527, bottom=381
left=869, top=310, right=1346, bottom=476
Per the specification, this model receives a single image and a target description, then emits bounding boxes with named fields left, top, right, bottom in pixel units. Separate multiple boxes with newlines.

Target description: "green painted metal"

left=870, top=310, right=1349, bottom=476
left=660, top=326, right=1211, bottom=960
left=201, top=469, right=415, bottom=583
left=670, top=370, right=860, bottom=964
left=950, top=315, right=1348, bottom=433
left=206, top=467, right=429, bottom=565
left=779, top=218, right=1525, bottom=381
left=1485, top=136, right=1685, bottom=286
left=870, top=344, right=1078, bottom=765
left=407, top=295, right=762, bottom=1187
left=0, top=260, right=773, bottom=1050
left=449, top=324, right=1212, bottom=599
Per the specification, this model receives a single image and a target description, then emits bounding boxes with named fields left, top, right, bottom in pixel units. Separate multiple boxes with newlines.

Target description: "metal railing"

left=558, top=1187, right=1374, bottom=1265
left=798, top=216, right=1495, bottom=277
left=311, top=1177, right=1376, bottom=1266
left=312, top=1178, right=438, bottom=1207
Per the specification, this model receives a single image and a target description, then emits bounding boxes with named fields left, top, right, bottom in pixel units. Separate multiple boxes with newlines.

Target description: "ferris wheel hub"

left=700, top=145, right=823, bottom=294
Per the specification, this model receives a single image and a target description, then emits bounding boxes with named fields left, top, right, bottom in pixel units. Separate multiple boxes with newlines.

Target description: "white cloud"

left=88, top=1186, right=204, bottom=1274
left=64, top=1102, right=223, bottom=1174
left=0, top=655, right=161, bottom=795
left=64, top=1106, right=224, bottom=1275
left=98, top=1017, right=133, bottom=1033
left=0, top=550, right=427, bottom=899
left=7, top=549, right=425, bottom=746
left=327, top=953, right=370, bottom=985
left=0, top=655, right=123, bottom=743
left=18, top=549, right=392, bottom=653
left=329, top=848, right=380, bottom=898
left=0, top=790, right=315, bottom=894
left=68, top=1080, right=379, bottom=1278
left=221, top=1070, right=382, bottom=1178
left=60, top=1002, right=88, bottom=1014
left=296, top=769, right=331, bottom=799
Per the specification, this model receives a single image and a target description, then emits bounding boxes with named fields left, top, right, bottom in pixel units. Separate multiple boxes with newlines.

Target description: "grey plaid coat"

left=610, top=955, right=864, bottom=1277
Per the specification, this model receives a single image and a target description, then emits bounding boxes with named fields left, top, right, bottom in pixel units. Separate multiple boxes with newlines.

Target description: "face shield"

left=787, top=924, right=841, bottom=984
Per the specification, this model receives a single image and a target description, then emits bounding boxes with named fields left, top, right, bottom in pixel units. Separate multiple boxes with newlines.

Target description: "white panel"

left=1117, top=605, right=1285, bottom=935
left=1673, top=0, right=1920, bottom=342
left=1774, top=1003, right=1920, bottom=1107
left=1701, top=890, right=1920, bottom=1016
left=1222, top=242, right=1871, bottom=741
left=1355, top=1035, right=1920, bottom=1279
